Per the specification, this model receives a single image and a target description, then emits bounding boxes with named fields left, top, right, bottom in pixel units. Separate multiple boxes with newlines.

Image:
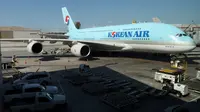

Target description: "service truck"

left=154, top=68, right=189, bottom=97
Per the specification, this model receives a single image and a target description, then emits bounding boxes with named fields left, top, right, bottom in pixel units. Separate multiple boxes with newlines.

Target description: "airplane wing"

left=39, top=34, right=69, bottom=39
left=76, top=40, right=126, bottom=51
left=0, top=38, right=125, bottom=50
left=0, top=38, right=69, bottom=43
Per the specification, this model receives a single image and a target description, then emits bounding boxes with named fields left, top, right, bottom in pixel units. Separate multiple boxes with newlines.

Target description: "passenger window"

left=38, top=97, right=50, bottom=102
left=183, top=34, right=187, bottom=36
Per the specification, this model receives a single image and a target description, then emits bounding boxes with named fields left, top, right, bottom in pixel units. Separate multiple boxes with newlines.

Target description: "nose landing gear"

left=170, top=53, right=188, bottom=79
left=170, top=54, right=187, bottom=61
left=170, top=54, right=187, bottom=68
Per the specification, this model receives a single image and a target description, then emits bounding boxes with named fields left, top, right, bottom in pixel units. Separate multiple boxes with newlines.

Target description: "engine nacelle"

left=71, top=43, right=91, bottom=57
left=27, top=41, right=43, bottom=54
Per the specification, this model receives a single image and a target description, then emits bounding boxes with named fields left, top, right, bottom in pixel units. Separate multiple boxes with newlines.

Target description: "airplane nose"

left=182, top=42, right=196, bottom=53
left=180, top=36, right=197, bottom=52
left=188, top=38, right=196, bottom=51
left=190, top=44, right=196, bottom=51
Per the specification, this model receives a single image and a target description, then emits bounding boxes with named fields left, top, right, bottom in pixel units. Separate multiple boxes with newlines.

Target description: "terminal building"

left=0, top=26, right=41, bottom=39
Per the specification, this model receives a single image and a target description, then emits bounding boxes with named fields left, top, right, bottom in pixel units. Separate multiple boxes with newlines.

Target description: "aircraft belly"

left=129, top=44, right=191, bottom=53
left=85, top=40, right=191, bottom=53
left=90, top=43, right=190, bottom=53
left=90, top=45, right=122, bottom=51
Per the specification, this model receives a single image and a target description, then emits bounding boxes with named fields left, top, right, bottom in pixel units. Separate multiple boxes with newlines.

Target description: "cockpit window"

left=182, top=34, right=187, bottom=36
left=176, top=33, right=187, bottom=37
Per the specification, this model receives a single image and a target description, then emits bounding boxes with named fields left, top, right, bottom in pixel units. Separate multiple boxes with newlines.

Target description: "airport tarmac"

left=1, top=46, right=200, bottom=112
left=1, top=45, right=200, bottom=112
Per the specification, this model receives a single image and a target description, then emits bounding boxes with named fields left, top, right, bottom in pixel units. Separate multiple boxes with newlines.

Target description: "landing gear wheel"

left=176, top=92, right=182, bottom=98
left=171, top=54, right=187, bottom=61
left=162, top=86, right=170, bottom=94
left=179, top=54, right=187, bottom=59
left=170, top=55, right=177, bottom=62
left=162, top=86, right=169, bottom=91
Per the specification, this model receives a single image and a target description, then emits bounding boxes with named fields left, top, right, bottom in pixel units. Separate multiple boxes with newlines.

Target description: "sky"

left=0, top=0, right=199, bottom=31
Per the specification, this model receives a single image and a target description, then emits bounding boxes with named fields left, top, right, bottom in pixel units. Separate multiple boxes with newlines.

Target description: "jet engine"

left=70, top=43, right=91, bottom=57
left=27, top=41, right=43, bottom=54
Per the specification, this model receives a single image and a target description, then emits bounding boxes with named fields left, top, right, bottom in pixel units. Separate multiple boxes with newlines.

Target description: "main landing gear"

left=170, top=53, right=187, bottom=69
left=170, top=54, right=187, bottom=61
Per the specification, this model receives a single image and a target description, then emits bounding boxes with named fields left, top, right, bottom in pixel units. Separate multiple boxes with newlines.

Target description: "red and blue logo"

left=111, top=32, right=116, bottom=37
left=65, top=16, right=70, bottom=25
left=108, top=31, right=150, bottom=38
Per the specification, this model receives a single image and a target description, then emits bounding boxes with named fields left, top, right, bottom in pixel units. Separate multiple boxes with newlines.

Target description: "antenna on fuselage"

left=183, top=20, right=196, bottom=38
left=183, top=23, right=192, bottom=33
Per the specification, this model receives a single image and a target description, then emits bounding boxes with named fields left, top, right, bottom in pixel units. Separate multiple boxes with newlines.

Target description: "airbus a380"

left=1, top=7, right=196, bottom=60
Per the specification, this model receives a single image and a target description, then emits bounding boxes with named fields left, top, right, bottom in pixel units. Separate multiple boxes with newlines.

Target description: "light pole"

left=0, top=39, right=2, bottom=84
left=0, top=38, right=2, bottom=112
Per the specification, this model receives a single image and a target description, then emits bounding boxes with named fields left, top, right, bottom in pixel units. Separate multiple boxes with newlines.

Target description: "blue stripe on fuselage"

left=108, top=31, right=149, bottom=38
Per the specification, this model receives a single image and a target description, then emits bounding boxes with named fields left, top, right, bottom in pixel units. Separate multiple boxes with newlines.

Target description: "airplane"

left=38, top=32, right=68, bottom=39
left=0, top=7, right=196, bottom=60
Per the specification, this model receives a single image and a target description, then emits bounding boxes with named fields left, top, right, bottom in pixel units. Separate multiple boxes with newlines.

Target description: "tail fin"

left=61, top=7, right=77, bottom=31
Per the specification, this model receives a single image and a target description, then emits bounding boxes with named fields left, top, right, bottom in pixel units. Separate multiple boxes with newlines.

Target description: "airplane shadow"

left=39, top=56, right=60, bottom=61
left=3, top=54, right=75, bottom=62
left=46, top=66, right=199, bottom=112
left=14, top=66, right=28, bottom=70
left=3, top=54, right=75, bottom=58
left=4, top=65, right=199, bottom=111
left=79, top=57, right=100, bottom=61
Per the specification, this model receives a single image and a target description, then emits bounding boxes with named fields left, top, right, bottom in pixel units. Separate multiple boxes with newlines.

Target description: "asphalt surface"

left=1, top=44, right=200, bottom=112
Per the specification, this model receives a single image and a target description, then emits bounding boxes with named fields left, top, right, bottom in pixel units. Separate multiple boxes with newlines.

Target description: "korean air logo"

left=108, top=31, right=150, bottom=38
left=65, top=16, right=70, bottom=25
left=111, top=32, right=116, bottom=37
